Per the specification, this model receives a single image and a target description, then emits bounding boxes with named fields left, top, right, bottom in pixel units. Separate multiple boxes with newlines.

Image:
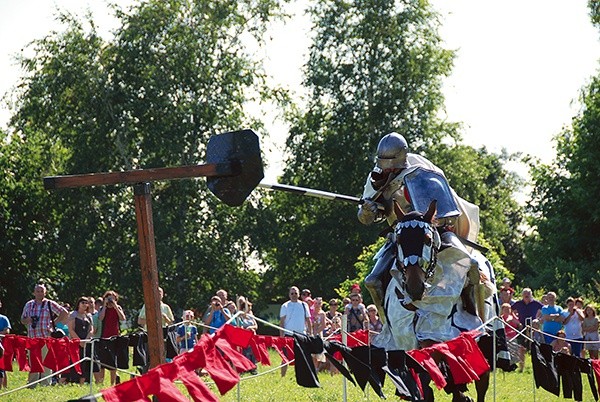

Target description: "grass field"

left=0, top=351, right=594, bottom=401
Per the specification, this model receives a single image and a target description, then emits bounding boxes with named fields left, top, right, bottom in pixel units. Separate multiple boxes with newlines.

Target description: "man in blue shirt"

left=203, top=296, right=231, bottom=334
left=0, top=299, right=12, bottom=388
left=540, top=292, right=564, bottom=344
left=511, top=288, right=543, bottom=371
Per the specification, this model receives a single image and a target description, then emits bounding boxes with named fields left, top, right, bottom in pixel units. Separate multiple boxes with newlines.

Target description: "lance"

left=257, top=182, right=363, bottom=204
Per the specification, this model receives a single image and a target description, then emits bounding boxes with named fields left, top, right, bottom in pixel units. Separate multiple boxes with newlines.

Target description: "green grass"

left=0, top=351, right=594, bottom=401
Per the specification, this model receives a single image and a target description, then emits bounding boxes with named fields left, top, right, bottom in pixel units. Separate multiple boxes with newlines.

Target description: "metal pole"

left=492, top=319, right=497, bottom=402
left=342, top=314, right=348, bottom=402
left=134, top=183, right=165, bottom=369
left=89, top=340, right=94, bottom=395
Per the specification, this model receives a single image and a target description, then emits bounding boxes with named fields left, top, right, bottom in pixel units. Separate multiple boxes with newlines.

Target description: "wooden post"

left=134, top=183, right=165, bottom=368
left=42, top=130, right=265, bottom=372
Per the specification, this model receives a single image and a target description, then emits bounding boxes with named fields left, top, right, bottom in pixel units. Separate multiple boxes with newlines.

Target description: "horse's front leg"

left=474, top=370, right=489, bottom=402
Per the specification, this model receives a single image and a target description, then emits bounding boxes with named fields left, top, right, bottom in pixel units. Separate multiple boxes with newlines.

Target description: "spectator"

left=575, top=297, right=585, bottom=311
left=279, top=286, right=311, bottom=377
left=216, top=289, right=229, bottom=306
left=176, top=310, right=198, bottom=353
left=138, top=287, right=175, bottom=329
left=326, top=298, right=341, bottom=321
left=202, top=289, right=230, bottom=329
left=341, top=297, right=351, bottom=311
left=55, top=302, right=71, bottom=337
left=530, top=319, right=544, bottom=343
left=203, top=295, right=231, bottom=334
left=311, top=297, right=328, bottom=370
left=583, top=305, right=600, bottom=359
left=324, top=299, right=341, bottom=336
left=511, top=288, right=543, bottom=371
left=541, top=292, right=564, bottom=344
left=499, top=287, right=515, bottom=306
left=225, top=301, right=241, bottom=326
left=562, top=297, right=584, bottom=357
left=237, top=296, right=258, bottom=372
left=92, top=297, right=103, bottom=338
left=67, top=297, right=94, bottom=384
left=502, top=277, right=512, bottom=288
left=345, top=293, right=367, bottom=333
left=20, top=284, right=68, bottom=387
left=98, top=290, right=126, bottom=385
left=550, top=330, right=571, bottom=354
left=312, top=297, right=328, bottom=336
left=301, top=288, right=315, bottom=318
left=0, top=299, right=11, bottom=389
left=366, top=304, right=383, bottom=334
left=501, top=303, right=522, bottom=340
left=350, top=283, right=362, bottom=296
left=91, top=297, right=104, bottom=384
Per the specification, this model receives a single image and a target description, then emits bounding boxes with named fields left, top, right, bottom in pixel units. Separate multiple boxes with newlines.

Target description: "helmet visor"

left=375, top=155, right=406, bottom=171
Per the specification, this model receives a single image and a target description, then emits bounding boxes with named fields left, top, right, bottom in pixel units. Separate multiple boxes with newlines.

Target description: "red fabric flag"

left=407, top=349, right=447, bottom=389
left=43, top=337, right=70, bottom=372
left=27, top=337, right=46, bottom=373
left=0, top=335, right=15, bottom=371
left=220, top=324, right=254, bottom=348
left=270, top=336, right=295, bottom=364
left=178, top=335, right=240, bottom=395
left=427, top=342, right=478, bottom=384
left=101, top=375, right=148, bottom=402
left=169, top=358, right=219, bottom=402
left=13, top=335, right=30, bottom=372
left=215, top=337, right=256, bottom=373
left=135, top=365, right=188, bottom=402
left=250, top=336, right=271, bottom=366
left=592, top=360, right=600, bottom=393
left=67, top=338, right=82, bottom=375
left=203, top=336, right=240, bottom=394
left=448, top=331, right=490, bottom=376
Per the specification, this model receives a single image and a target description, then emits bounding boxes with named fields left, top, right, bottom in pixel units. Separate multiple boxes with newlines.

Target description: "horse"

left=371, top=199, right=512, bottom=402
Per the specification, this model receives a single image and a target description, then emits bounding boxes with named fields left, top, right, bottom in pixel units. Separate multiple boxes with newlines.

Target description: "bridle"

left=393, top=218, right=441, bottom=285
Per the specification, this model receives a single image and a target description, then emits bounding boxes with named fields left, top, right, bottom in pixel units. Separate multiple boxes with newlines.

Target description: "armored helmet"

left=374, top=132, right=408, bottom=172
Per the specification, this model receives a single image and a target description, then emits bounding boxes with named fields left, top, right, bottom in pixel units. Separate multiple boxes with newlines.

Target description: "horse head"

left=393, top=199, right=440, bottom=301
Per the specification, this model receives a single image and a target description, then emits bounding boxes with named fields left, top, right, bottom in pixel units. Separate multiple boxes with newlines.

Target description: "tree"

left=259, top=0, right=457, bottom=301
left=430, top=143, right=525, bottom=277
left=524, top=74, right=600, bottom=298
left=2, top=0, right=284, bottom=328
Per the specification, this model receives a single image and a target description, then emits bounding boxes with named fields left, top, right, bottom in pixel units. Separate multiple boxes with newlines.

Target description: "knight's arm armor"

left=357, top=174, right=388, bottom=225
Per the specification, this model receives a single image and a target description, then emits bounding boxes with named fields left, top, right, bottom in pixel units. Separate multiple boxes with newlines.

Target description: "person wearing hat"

left=499, top=286, right=515, bottom=306
left=300, top=288, right=315, bottom=318
left=350, top=283, right=361, bottom=295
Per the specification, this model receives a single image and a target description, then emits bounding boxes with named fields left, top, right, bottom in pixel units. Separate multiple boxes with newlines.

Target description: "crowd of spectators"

left=499, top=278, right=600, bottom=373
left=3, top=279, right=600, bottom=389
left=0, top=285, right=251, bottom=388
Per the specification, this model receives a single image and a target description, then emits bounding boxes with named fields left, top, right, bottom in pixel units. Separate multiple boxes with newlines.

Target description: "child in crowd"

left=176, top=310, right=198, bottom=353
left=531, top=319, right=545, bottom=343
left=551, top=330, right=571, bottom=354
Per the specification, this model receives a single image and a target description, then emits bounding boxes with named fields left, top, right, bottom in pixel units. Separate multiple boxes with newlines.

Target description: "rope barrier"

left=2, top=312, right=600, bottom=401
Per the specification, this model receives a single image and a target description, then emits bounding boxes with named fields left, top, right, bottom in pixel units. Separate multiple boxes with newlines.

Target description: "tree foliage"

left=1, top=0, right=284, bottom=328
left=524, top=75, right=600, bottom=299
left=429, top=144, right=525, bottom=276
left=258, top=0, right=527, bottom=302
left=259, top=0, right=457, bottom=300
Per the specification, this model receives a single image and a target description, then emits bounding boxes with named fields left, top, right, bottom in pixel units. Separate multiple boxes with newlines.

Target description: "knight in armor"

left=357, top=132, right=480, bottom=320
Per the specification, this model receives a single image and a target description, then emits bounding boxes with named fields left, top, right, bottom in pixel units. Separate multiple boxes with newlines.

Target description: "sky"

left=1, top=0, right=598, bottom=181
